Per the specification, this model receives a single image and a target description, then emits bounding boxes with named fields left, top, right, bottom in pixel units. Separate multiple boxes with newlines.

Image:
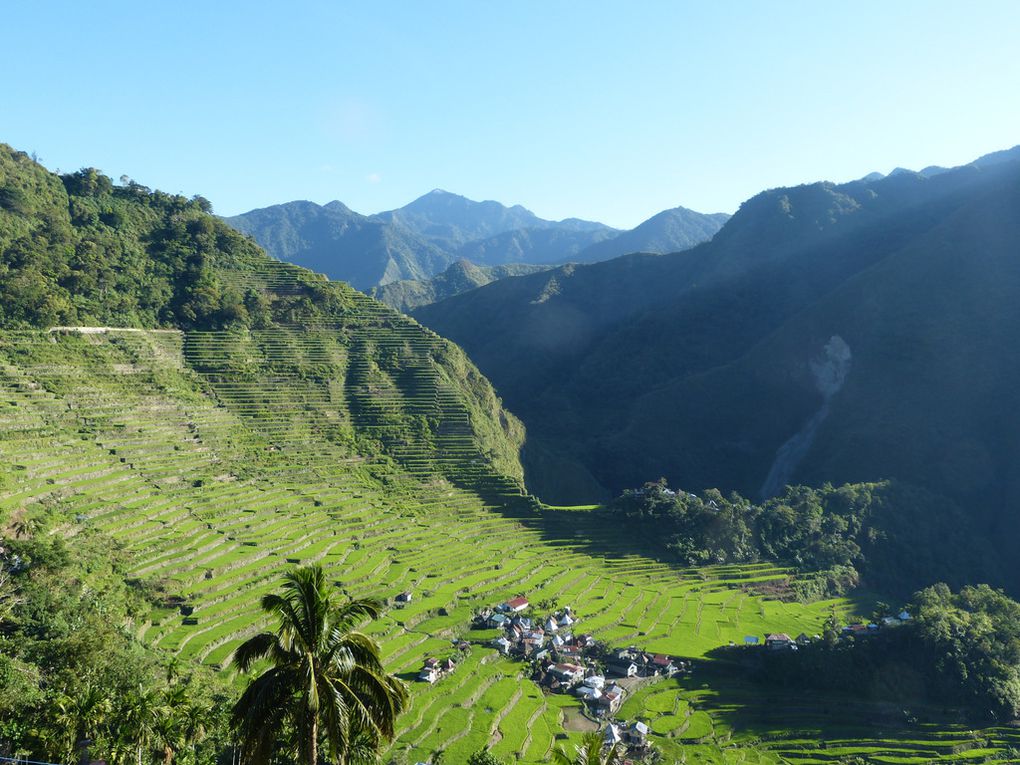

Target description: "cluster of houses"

left=603, top=720, right=650, bottom=751
left=743, top=611, right=913, bottom=652
left=417, top=656, right=457, bottom=684
left=478, top=596, right=590, bottom=663
left=605, top=646, right=683, bottom=679
left=475, top=595, right=687, bottom=723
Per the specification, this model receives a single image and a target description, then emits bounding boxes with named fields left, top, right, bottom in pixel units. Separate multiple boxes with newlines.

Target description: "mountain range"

left=225, top=190, right=729, bottom=292
left=413, top=144, right=1020, bottom=588
left=370, top=259, right=552, bottom=313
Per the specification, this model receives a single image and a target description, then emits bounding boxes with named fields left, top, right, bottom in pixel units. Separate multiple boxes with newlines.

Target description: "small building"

left=607, top=660, right=638, bottom=678
left=519, top=638, right=544, bottom=657
left=899, top=610, right=912, bottom=621
left=487, top=613, right=510, bottom=629
left=492, top=636, right=512, bottom=654
left=557, top=644, right=582, bottom=660
left=418, top=666, right=438, bottom=683
left=765, top=633, right=795, bottom=650
left=395, top=591, right=413, bottom=604
left=582, top=674, right=606, bottom=690
left=511, top=615, right=533, bottom=630
left=651, top=654, right=677, bottom=676
left=598, top=684, right=625, bottom=714
left=559, top=612, right=574, bottom=627
left=629, top=721, right=650, bottom=746
left=603, top=724, right=623, bottom=746
left=795, top=633, right=812, bottom=645
left=505, top=596, right=530, bottom=613
left=549, top=662, right=585, bottom=686
left=576, top=685, right=602, bottom=702
left=545, top=617, right=560, bottom=633
left=744, top=635, right=760, bottom=646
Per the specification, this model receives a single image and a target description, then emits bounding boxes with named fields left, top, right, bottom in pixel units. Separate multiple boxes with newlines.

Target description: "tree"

left=231, top=565, right=408, bottom=765
left=53, top=680, right=112, bottom=763
left=552, top=731, right=622, bottom=765
left=466, top=750, right=504, bottom=765
left=823, top=605, right=842, bottom=647
left=117, top=684, right=166, bottom=765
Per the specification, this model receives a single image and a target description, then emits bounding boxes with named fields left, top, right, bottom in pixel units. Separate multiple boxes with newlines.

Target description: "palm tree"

left=117, top=684, right=166, bottom=765
left=53, top=680, right=112, bottom=763
left=231, top=565, right=408, bottom=765
left=552, top=731, right=622, bottom=765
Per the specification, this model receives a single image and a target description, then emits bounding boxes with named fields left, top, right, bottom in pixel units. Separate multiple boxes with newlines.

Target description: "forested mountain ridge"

left=374, top=188, right=613, bottom=250
left=226, top=189, right=729, bottom=293
left=0, top=143, right=527, bottom=488
left=571, top=205, right=731, bottom=264
left=224, top=199, right=452, bottom=290
left=414, top=146, right=1020, bottom=591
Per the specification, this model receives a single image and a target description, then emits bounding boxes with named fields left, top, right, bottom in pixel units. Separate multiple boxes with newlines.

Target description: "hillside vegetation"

left=0, top=144, right=525, bottom=489
left=415, top=147, right=1020, bottom=592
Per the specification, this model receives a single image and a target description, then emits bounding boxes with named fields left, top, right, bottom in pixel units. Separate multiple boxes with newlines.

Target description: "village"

left=407, top=592, right=696, bottom=754
left=404, top=587, right=917, bottom=757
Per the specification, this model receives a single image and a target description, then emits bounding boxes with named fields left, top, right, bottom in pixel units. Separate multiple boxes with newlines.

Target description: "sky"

left=3, top=1, right=1020, bottom=229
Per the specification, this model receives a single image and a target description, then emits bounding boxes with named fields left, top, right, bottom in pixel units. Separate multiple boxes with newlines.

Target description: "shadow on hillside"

left=675, top=655, right=984, bottom=752
left=492, top=500, right=705, bottom=568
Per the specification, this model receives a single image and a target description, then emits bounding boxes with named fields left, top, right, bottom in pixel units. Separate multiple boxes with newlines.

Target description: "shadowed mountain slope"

left=370, top=259, right=552, bottom=313
left=414, top=147, right=1020, bottom=585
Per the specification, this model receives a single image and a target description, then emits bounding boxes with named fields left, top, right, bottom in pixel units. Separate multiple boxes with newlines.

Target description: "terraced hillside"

left=9, top=322, right=1014, bottom=764
left=5, top=149, right=1017, bottom=764
left=0, top=301, right=854, bottom=764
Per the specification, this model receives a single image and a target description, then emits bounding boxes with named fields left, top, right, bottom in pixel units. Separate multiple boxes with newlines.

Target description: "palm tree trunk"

left=308, top=717, right=318, bottom=765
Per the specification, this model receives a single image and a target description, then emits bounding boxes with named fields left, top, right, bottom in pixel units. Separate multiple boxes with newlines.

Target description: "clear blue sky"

left=3, top=1, right=1019, bottom=228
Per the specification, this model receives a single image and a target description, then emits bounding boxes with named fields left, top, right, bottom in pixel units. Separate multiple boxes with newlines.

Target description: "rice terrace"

left=3, top=258, right=1018, bottom=764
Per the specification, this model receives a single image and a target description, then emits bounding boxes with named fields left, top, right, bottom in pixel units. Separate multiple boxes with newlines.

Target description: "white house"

left=549, top=662, right=585, bottom=685
left=575, top=685, right=602, bottom=702
left=505, top=596, right=530, bottom=612
left=492, top=636, right=512, bottom=654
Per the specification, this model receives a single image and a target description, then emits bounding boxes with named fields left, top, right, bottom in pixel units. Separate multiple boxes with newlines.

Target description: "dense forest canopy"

left=0, top=146, right=345, bottom=330
left=610, top=479, right=1002, bottom=598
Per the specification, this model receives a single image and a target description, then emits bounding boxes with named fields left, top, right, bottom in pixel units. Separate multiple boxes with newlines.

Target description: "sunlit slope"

left=0, top=324, right=849, bottom=764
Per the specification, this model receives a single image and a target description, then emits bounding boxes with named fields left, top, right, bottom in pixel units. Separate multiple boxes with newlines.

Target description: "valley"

left=4, top=141, right=1020, bottom=765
